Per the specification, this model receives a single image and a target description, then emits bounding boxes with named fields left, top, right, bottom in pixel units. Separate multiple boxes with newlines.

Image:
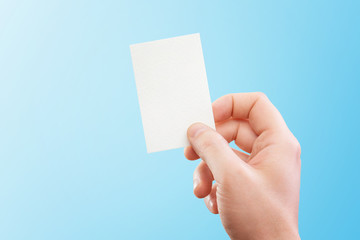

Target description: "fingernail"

left=193, top=178, right=200, bottom=191
left=188, top=123, right=207, bottom=138
left=209, top=199, right=213, bottom=210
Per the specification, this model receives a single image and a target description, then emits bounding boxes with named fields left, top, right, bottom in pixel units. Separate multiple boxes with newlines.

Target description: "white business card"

left=130, top=33, right=215, bottom=153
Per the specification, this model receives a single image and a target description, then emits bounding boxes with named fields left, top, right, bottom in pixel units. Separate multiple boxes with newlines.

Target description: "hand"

left=184, top=93, right=301, bottom=240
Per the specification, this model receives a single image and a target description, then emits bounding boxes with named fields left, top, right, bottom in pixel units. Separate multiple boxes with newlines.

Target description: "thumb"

left=187, top=122, right=244, bottom=182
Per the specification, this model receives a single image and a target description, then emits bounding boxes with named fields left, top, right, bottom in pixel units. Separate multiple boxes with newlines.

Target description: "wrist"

left=229, top=221, right=300, bottom=240
left=257, top=223, right=300, bottom=240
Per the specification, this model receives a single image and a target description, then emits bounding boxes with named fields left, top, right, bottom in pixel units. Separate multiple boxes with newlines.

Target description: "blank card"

left=130, top=33, right=215, bottom=153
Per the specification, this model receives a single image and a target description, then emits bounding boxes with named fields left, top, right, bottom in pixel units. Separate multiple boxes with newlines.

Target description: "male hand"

left=184, top=93, right=301, bottom=240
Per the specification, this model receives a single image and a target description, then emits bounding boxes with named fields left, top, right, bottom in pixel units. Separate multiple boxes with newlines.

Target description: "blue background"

left=0, top=0, right=359, bottom=239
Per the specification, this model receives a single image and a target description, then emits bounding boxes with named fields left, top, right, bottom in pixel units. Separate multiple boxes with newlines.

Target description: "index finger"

left=212, top=92, right=287, bottom=135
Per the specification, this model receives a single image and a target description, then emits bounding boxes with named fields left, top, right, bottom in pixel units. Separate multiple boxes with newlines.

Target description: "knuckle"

left=290, top=136, right=301, bottom=154
left=193, top=165, right=201, bottom=179
left=271, top=130, right=302, bottom=160
left=286, top=134, right=301, bottom=159
left=254, top=91, right=268, bottom=100
left=294, top=140, right=301, bottom=156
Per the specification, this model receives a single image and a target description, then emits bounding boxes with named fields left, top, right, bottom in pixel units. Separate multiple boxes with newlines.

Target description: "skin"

left=184, top=92, right=301, bottom=240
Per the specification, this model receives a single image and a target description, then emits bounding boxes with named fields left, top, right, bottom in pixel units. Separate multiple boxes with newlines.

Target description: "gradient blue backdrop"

left=0, top=0, right=359, bottom=239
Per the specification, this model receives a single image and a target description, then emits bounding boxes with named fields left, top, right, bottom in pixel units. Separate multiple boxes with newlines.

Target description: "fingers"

left=216, top=119, right=257, bottom=153
left=191, top=151, right=248, bottom=200
left=204, top=183, right=218, bottom=214
left=192, top=162, right=219, bottom=214
left=192, top=161, right=218, bottom=214
left=187, top=122, right=246, bottom=182
left=212, top=93, right=288, bottom=135
left=185, top=94, right=262, bottom=160
left=184, top=146, right=199, bottom=160
left=185, top=119, right=257, bottom=160
left=193, top=161, right=213, bottom=198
